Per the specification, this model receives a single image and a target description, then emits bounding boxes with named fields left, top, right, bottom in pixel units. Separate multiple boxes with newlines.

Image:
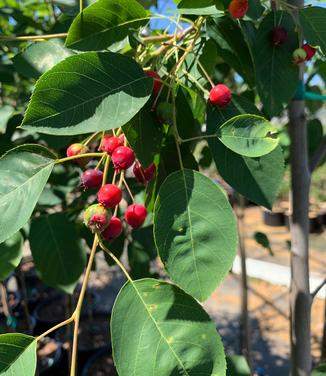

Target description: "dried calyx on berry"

left=101, top=216, right=123, bottom=240
left=112, top=146, right=135, bottom=170
left=81, top=169, right=103, bottom=189
left=99, top=135, right=123, bottom=155
left=209, top=84, right=232, bottom=107
left=98, top=184, right=122, bottom=208
left=133, top=162, right=156, bottom=184
left=145, top=70, right=162, bottom=94
left=229, top=0, right=248, bottom=19
left=271, top=26, right=288, bottom=46
left=125, top=204, right=147, bottom=229
left=84, top=204, right=111, bottom=233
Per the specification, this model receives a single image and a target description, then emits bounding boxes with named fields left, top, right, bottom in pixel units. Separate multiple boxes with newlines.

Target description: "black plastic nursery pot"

left=81, top=347, right=117, bottom=376
left=37, top=336, right=65, bottom=376
left=285, top=213, right=323, bottom=234
left=33, top=291, right=99, bottom=336
left=262, top=209, right=285, bottom=227
left=56, top=312, right=111, bottom=374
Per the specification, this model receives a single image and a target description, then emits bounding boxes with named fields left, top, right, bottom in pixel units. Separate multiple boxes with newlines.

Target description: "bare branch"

left=311, top=278, right=326, bottom=299
left=309, top=135, right=326, bottom=172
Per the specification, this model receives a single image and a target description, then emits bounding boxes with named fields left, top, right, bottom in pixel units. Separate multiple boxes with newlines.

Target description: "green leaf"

left=65, top=0, right=147, bottom=51
left=246, top=0, right=264, bottom=20
left=226, top=355, right=251, bottom=376
left=254, top=231, right=273, bottom=256
left=307, top=118, right=323, bottom=157
left=178, top=0, right=223, bottom=14
left=29, top=213, right=86, bottom=294
left=207, top=16, right=255, bottom=87
left=21, top=52, right=152, bottom=135
left=0, top=333, right=37, bottom=375
left=111, top=278, right=226, bottom=376
left=123, top=103, right=163, bottom=167
left=253, top=11, right=299, bottom=117
left=0, top=105, right=14, bottom=134
left=312, top=364, right=326, bottom=376
left=13, top=39, right=74, bottom=79
left=206, top=96, right=284, bottom=209
left=154, top=169, right=237, bottom=301
left=0, top=232, right=23, bottom=281
left=300, top=7, right=326, bottom=55
left=0, top=145, right=55, bottom=244
left=217, top=114, right=279, bottom=158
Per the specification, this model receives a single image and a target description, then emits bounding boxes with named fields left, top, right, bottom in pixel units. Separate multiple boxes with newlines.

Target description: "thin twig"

left=311, top=279, right=326, bottom=299
left=0, top=33, right=67, bottom=42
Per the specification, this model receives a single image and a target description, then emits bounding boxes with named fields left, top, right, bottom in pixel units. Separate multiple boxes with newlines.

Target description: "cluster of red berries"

left=66, top=134, right=156, bottom=241
left=229, top=0, right=248, bottom=19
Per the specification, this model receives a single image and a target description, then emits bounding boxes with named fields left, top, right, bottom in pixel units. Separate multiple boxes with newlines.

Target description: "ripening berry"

left=98, top=184, right=122, bottom=208
left=292, top=48, right=307, bottom=64
left=133, top=162, right=156, bottom=184
left=209, top=84, right=232, bottom=107
left=229, top=0, right=248, bottom=19
left=101, top=217, right=123, bottom=240
left=111, top=146, right=135, bottom=170
left=144, top=163, right=156, bottom=182
left=271, top=26, right=288, bottom=46
left=156, top=102, right=174, bottom=125
left=99, top=135, right=123, bottom=155
left=125, top=204, right=147, bottom=229
left=81, top=169, right=103, bottom=189
left=66, top=143, right=89, bottom=166
left=145, top=70, right=162, bottom=94
left=302, top=43, right=316, bottom=61
left=84, top=204, right=111, bottom=233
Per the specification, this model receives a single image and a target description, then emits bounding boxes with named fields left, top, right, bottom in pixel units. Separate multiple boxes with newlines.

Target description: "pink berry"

left=98, top=184, right=122, bottom=208
left=66, top=143, right=89, bottom=166
left=99, top=135, right=123, bottom=155
left=81, top=169, right=103, bottom=189
left=125, top=204, right=147, bottom=229
left=111, top=146, right=135, bottom=170
left=101, top=217, right=123, bottom=240
left=145, top=70, right=162, bottom=94
left=271, top=26, right=288, bottom=46
left=302, top=43, right=316, bottom=61
left=84, top=204, right=111, bottom=233
left=209, top=84, right=232, bottom=107
left=229, top=0, right=248, bottom=19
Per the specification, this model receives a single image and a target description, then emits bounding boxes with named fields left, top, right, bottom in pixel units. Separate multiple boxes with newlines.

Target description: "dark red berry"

left=84, top=204, right=111, bottom=233
left=209, top=84, right=232, bottom=107
left=302, top=43, right=316, bottom=60
left=125, top=204, right=147, bottom=228
left=229, top=0, right=248, bottom=19
left=98, top=184, right=122, bottom=208
left=133, top=162, right=146, bottom=184
left=145, top=70, right=162, bottom=94
left=111, top=146, right=135, bottom=170
left=99, top=135, right=123, bottom=155
left=81, top=169, right=103, bottom=189
left=144, top=163, right=156, bottom=181
left=271, top=26, right=288, bottom=46
left=101, top=217, right=123, bottom=240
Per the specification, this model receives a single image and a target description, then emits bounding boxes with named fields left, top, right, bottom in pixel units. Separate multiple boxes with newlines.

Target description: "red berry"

left=271, top=26, right=288, bottom=46
left=101, top=217, right=123, bottom=240
left=209, top=84, right=232, bottom=107
left=81, top=169, right=103, bottom=189
left=84, top=204, right=111, bottom=233
left=229, top=0, right=248, bottom=19
left=144, top=163, right=156, bottom=182
left=99, top=135, right=123, bottom=155
left=302, top=43, right=316, bottom=61
left=133, top=162, right=146, bottom=184
left=125, top=204, right=147, bottom=229
left=98, top=184, right=122, bottom=208
left=112, top=146, right=135, bottom=170
left=66, top=143, right=89, bottom=166
left=145, top=70, right=162, bottom=94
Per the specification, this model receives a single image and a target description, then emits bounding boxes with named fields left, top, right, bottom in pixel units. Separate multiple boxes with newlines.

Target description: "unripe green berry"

left=84, top=204, right=111, bottom=233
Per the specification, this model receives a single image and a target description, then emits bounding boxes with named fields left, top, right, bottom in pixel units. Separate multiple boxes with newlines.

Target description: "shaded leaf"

left=0, top=333, right=36, bottom=376
left=254, top=231, right=273, bottom=256
left=0, top=232, right=23, bottom=281
left=21, top=52, right=152, bottom=135
left=0, top=145, right=55, bottom=244
left=154, top=169, right=237, bottom=301
left=178, top=0, right=223, bottom=14
left=29, top=213, right=86, bottom=294
left=300, top=7, right=326, bottom=55
left=111, top=278, right=226, bottom=376
left=312, top=364, right=326, bottom=376
left=0, top=106, right=15, bottom=134
left=65, top=0, right=147, bottom=51
left=253, top=11, right=299, bottom=117
left=226, top=355, right=251, bottom=376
